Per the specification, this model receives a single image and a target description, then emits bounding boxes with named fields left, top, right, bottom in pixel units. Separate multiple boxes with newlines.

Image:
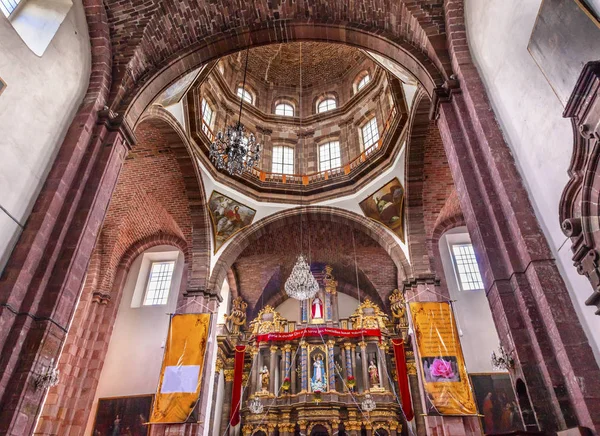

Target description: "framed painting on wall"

left=91, top=394, right=154, bottom=436
left=0, top=76, right=6, bottom=98
left=359, top=177, right=405, bottom=242
left=470, top=373, right=524, bottom=434
left=155, top=67, right=202, bottom=107
left=208, top=191, right=257, bottom=253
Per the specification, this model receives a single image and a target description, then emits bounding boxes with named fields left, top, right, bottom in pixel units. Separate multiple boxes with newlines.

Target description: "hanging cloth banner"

left=391, top=338, right=415, bottom=421
left=409, top=301, right=477, bottom=415
left=229, top=345, right=246, bottom=427
left=255, top=327, right=380, bottom=343
left=150, top=313, right=211, bottom=424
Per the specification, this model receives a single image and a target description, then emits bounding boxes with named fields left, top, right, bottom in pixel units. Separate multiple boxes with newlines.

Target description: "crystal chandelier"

left=248, top=397, right=264, bottom=414
left=34, top=358, right=60, bottom=391
left=285, top=254, right=319, bottom=301
left=361, top=393, right=376, bottom=412
left=210, top=47, right=261, bottom=176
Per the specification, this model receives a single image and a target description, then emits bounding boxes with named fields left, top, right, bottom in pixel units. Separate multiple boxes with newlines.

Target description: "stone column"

left=327, top=339, right=336, bottom=392
left=1, top=111, right=134, bottom=436
left=251, top=346, right=259, bottom=393
left=359, top=341, right=369, bottom=392
left=284, top=344, right=291, bottom=379
left=377, top=342, right=390, bottom=391
left=351, top=345, right=357, bottom=386
left=220, top=370, right=235, bottom=436
left=269, top=345, right=278, bottom=394
left=290, top=348, right=297, bottom=394
left=300, top=341, right=308, bottom=392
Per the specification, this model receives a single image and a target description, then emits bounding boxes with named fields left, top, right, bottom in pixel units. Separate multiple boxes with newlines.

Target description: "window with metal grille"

left=201, top=98, right=213, bottom=135
left=272, top=146, right=294, bottom=175
left=317, top=98, right=336, bottom=114
left=357, top=74, right=370, bottom=91
left=143, top=261, right=175, bottom=305
left=361, top=117, right=379, bottom=150
left=275, top=103, right=294, bottom=117
left=236, top=87, right=253, bottom=104
left=1, top=0, right=21, bottom=17
left=450, top=244, right=484, bottom=291
left=319, top=141, right=341, bottom=171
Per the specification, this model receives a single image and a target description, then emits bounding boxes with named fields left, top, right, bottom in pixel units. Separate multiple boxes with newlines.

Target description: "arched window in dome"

left=272, top=146, right=294, bottom=175
left=317, top=98, right=337, bottom=114
left=201, top=98, right=215, bottom=136
left=275, top=102, right=294, bottom=117
left=360, top=116, right=379, bottom=152
left=319, top=141, right=341, bottom=171
left=354, top=71, right=371, bottom=94
left=236, top=86, right=254, bottom=105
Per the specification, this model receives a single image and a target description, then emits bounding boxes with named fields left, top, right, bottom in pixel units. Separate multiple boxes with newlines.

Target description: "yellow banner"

left=409, top=302, right=477, bottom=415
left=150, top=313, right=211, bottom=423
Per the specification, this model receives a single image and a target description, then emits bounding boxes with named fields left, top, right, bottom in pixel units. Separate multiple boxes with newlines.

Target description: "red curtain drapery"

left=392, top=338, right=414, bottom=421
left=229, top=345, right=246, bottom=427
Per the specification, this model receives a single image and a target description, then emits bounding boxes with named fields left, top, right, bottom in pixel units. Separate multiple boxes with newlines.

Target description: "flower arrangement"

left=347, top=375, right=356, bottom=388
left=281, top=377, right=291, bottom=391
left=313, top=389, right=322, bottom=404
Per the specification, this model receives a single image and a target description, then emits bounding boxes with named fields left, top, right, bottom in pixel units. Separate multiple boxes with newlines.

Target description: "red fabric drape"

left=229, top=345, right=246, bottom=427
left=255, top=327, right=381, bottom=343
left=392, top=338, right=414, bottom=421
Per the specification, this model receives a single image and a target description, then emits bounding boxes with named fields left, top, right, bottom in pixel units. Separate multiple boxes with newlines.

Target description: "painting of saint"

left=359, top=178, right=405, bottom=242
left=155, top=67, right=203, bottom=107
left=208, top=191, right=256, bottom=253
left=471, top=373, right=523, bottom=434
left=91, top=395, right=153, bottom=436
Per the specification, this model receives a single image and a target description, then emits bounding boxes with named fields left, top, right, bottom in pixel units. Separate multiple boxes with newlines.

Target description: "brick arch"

left=121, top=23, right=448, bottom=129
left=431, top=189, right=465, bottom=246
left=209, top=207, right=411, bottom=295
left=137, top=106, right=211, bottom=292
left=37, top=233, right=188, bottom=434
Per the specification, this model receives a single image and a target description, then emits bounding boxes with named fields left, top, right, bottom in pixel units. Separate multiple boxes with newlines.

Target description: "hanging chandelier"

left=210, top=47, right=261, bottom=176
left=361, top=393, right=376, bottom=413
left=285, top=255, right=319, bottom=301
left=248, top=397, right=264, bottom=414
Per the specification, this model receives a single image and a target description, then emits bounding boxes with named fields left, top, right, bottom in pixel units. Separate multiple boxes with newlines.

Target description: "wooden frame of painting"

left=208, top=190, right=257, bottom=254
left=358, top=177, right=405, bottom=242
left=0, top=76, right=6, bottom=98
left=469, top=372, right=524, bottom=435
left=91, top=394, right=154, bottom=436
left=574, top=0, right=600, bottom=25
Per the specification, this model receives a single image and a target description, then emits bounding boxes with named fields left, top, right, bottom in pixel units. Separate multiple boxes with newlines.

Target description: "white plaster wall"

left=0, top=0, right=90, bottom=272
left=464, top=0, right=600, bottom=362
left=84, top=245, right=184, bottom=435
left=439, top=227, right=501, bottom=374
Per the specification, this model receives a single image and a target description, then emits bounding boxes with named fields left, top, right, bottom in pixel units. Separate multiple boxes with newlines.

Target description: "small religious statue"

left=224, top=296, right=248, bottom=334
left=311, top=354, right=327, bottom=392
left=260, top=365, right=270, bottom=392
left=368, top=360, right=380, bottom=387
left=311, top=295, right=323, bottom=320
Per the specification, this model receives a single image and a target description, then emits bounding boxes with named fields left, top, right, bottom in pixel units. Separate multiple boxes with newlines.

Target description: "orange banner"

left=150, top=313, right=211, bottom=423
left=409, top=302, right=477, bottom=415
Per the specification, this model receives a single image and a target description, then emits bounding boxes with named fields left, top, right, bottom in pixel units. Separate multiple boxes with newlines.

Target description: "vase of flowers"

left=347, top=375, right=356, bottom=390
left=281, top=377, right=291, bottom=392
left=313, top=389, right=322, bottom=404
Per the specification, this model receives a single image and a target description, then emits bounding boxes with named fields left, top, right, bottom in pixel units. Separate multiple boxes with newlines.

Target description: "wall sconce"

left=34, top=358, right=60, bottom=391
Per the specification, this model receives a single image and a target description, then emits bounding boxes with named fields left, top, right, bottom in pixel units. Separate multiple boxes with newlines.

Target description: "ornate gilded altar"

left=214, top=266, right=413, bottom=436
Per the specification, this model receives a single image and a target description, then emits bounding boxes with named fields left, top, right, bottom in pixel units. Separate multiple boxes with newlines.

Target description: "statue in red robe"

left=311, top=295, right=323, bottom=319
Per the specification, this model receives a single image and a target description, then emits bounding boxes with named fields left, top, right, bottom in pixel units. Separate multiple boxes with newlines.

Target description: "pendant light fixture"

left=284, top=43, right=319, bottom=302
left=210, top=46, right=261, bottom=176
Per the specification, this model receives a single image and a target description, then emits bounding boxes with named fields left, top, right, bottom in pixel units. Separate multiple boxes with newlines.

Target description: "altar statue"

left=368, top=360, right=380, bottom=387
left=311, top=354, right=327, bottom=392
left=260, top=365, right=270, bottom=392
left=312, top=295, right=323, bottom=319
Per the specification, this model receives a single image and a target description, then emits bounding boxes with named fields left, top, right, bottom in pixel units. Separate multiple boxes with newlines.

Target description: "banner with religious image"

left=150, top=313, right=211, bottom=423
left=409, top=301, right=477, bottom=415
